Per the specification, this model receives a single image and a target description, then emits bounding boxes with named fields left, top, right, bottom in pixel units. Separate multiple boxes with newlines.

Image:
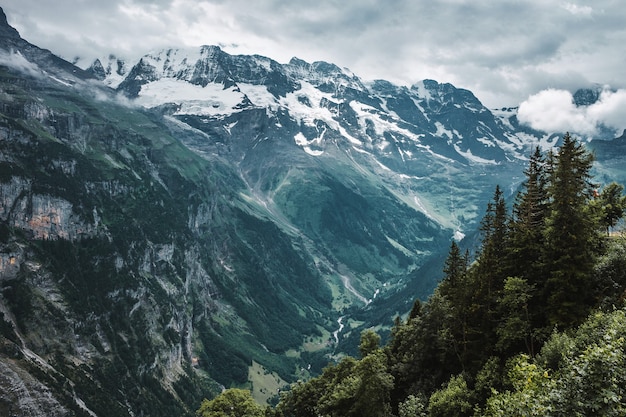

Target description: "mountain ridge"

left=100, top=44, right=525, bottom=166
left=92, top=43, right=537, bottom=240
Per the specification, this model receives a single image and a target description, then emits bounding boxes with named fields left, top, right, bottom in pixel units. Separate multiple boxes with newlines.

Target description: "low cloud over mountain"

left=518, top=87, right=626, bottom=137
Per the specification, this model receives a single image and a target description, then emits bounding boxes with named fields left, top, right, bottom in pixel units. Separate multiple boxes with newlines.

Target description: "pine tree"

left=507, top=147, right=548, bottom=281
left=505, top=147, right=549, bottom=335
left=476, top=185, right=508, bottom=296
left=496, top=276, right=536, bottom=356
left=543, top=133, right=598, bottom=328
left=436, top=188, right=510, bottom=372
left=440, top=241, right=469, bottom=305
left=595, top=182, right=626, bottom=235
left=439, top=241, right=472, bottom=367
left=471, top=185, right=508, bottom=358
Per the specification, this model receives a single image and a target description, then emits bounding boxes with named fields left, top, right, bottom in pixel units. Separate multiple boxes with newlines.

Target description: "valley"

left=1, top=6, right=625, bottom=416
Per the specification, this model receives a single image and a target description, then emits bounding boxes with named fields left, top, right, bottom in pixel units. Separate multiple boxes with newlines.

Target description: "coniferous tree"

left=505, top=146, right=549, bottom=339
left=439, top=241, right=472, bottom=367
left=476, top=185, right=508, bottom=302
left=387, top=290, right=461, bottom=408
left=506, top=146, right=548, bottom=284
left=439, top=241, right=470, bottom=314
left=595, top=182, right=626, bottom=235
left=496, top=276, right=536, bottom=356
left=543, top=133, right=598, bottom=328
left=467, top=185, right=508, bottom=366
left=441, top=241, right=468, bottom=290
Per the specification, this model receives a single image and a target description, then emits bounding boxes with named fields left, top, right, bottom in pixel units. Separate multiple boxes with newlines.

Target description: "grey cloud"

left=2, top=0, right=626, bottom=110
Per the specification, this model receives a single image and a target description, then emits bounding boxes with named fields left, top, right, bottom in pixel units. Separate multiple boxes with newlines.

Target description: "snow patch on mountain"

left=493, top=133, right=527, bottom=159
left=375, top=159, right=392, bottom=171
left=412, top=81, right=433, bottom=102
left=140, top=46, right=220, bottom=83
left=410, top=97, right=430, bottom=121
left=377, top=98, right=402, bottom=121
left=491, top=108, right=517, bottom=130
left=349, top=101, right=433, bottom=157
left=339, top=125, right=362, bottom=145
left=453, top=145, right=498, bottom=165
left=279, top=81, right=337, bottom=126
left=89, top=55, right=130, bottom=88
left=135, top=79, right=244, bottom=115
left=413, top=196, right=434, bottom=220
left=237, top=83, right=276, bottom=108
left=294, top=132, right=324, bottom=156
left=435, top=122, right=459, bottom=140
left=475, top=133, right=496, bottom=147
left=352, top=102, right=413, bottom=138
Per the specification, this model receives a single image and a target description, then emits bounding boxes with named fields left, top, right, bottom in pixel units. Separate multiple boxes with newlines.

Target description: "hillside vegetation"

left=199, top=134, right=626, bottom=416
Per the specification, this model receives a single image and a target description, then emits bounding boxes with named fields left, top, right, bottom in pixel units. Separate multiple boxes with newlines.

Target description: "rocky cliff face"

left=0, top=97, right=211, bottom=416
left=0, top=176, right=97, bottom=240
left=0, top=359, right=71, bottom=417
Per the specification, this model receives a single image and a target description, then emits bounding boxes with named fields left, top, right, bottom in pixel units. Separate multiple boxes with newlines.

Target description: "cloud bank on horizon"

left=519, top=88, right=626, bottom=138
left=3, top=0, right=626, bottom=137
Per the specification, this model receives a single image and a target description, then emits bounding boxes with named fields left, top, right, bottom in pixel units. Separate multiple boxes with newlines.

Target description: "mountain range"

left=1, top=7, right=625, bottom=416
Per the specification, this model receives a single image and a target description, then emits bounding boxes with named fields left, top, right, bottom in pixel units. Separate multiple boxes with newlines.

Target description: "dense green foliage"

left=201, top=134, right=626, bottom=416
left=484, top=308, right=626, bottom=416
left=276, top=331, right=394, bottom=417
left=197, top=388, right=266, bottom=417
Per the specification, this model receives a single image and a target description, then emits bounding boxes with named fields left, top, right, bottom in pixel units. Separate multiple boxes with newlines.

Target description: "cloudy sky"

left=3, top=0, right=626, bottom=136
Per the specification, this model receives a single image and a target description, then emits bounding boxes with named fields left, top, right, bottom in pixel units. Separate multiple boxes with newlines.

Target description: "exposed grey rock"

left=0, top=359, right=71, bottom=417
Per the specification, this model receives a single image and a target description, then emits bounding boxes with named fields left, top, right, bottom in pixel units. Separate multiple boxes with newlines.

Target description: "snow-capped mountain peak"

left=100, top=45, right=526, bottom=157
left=88, top=45, right=541, bottom=232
